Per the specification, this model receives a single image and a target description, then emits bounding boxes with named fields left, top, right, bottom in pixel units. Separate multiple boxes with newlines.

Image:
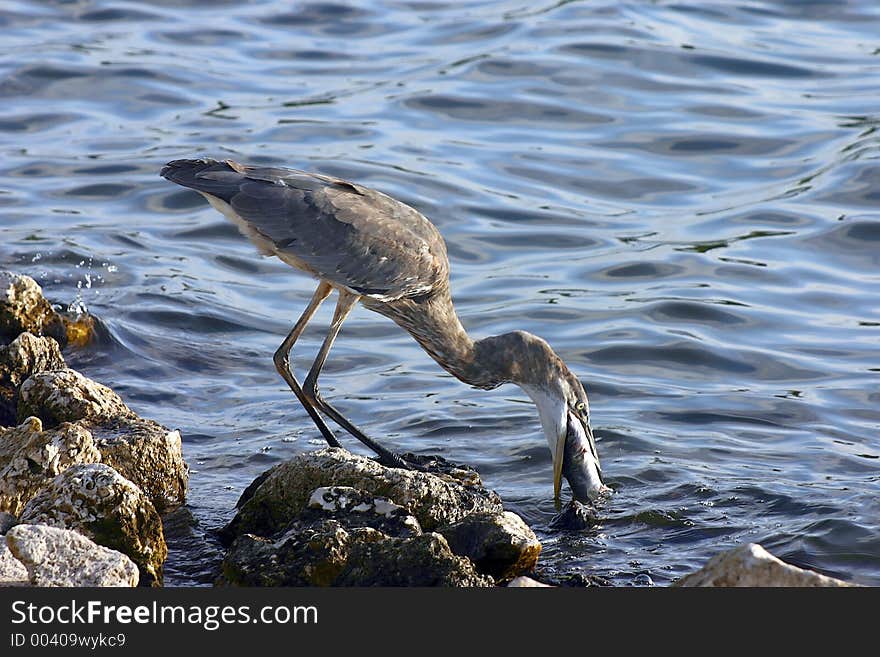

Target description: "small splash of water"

left=70, top=257, right=107, bottom=315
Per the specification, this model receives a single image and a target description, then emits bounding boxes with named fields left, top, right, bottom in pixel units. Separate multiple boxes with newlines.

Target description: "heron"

left=161, top=158, right=607, bottom=503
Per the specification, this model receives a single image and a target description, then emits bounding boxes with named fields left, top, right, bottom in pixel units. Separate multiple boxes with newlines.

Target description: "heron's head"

left=500, top=332, right=608, bottom=504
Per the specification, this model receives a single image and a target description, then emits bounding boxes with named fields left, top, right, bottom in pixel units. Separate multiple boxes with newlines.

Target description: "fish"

left=559, top=411, right=610, bottom=505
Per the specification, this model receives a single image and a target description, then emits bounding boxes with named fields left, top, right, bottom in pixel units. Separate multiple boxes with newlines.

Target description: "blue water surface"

left=1, top=0, right=878, bottom=586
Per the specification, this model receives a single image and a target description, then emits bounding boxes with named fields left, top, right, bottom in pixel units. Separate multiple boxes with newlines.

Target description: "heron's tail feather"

left=160, top=158, right=245, bottom=201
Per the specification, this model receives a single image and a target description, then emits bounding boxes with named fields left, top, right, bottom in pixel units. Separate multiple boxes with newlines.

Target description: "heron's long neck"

left=371, top=286, right=509, bottom=389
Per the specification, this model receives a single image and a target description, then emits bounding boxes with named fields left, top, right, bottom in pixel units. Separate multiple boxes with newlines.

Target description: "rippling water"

left=2, top=0, right=878, bottom=586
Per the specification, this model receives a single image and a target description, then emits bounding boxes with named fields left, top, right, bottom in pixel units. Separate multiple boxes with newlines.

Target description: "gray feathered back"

left=161, top=159, right=447, bottom=301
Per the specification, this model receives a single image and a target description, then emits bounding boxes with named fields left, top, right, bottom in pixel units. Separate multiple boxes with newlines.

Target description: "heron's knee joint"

left=303, top=375, right=320, bottom=400
left=273, top=349, right=289, bottom=369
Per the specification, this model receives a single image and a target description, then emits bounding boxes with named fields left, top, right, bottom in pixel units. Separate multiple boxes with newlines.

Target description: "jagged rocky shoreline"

left=0, top=272, right=186, bottom=586
left=0, top=271, right=855, bottom=587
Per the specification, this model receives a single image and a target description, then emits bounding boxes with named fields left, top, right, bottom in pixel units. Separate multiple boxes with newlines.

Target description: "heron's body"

left=161, top=158, right=607, bottom=502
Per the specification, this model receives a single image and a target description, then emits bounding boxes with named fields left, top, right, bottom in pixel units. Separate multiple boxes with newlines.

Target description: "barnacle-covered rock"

left=220, top=448, right=541, bottom=586
left=0, top=272, right=67, bottom=347
left=222, top=447, right=502, bottom=541
left=17, top=369, right=187, bottom=511
left=19, top=463, right=166, bottom=586
left=0, top=332, right=65, bottom=426
left=0, top=417, right=101, bottom=516
left=5, top=524, right=139, bottom=587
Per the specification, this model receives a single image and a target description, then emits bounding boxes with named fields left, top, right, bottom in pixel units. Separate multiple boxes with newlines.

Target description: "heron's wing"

left=161, top=159, right=447, bottom=300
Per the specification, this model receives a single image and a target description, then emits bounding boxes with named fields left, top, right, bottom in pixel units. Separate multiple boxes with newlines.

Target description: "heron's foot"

left=376, top=451, right=429, bottom=472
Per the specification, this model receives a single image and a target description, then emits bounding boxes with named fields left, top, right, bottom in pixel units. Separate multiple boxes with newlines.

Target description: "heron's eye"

left=575, top=402, right=586, bottom=412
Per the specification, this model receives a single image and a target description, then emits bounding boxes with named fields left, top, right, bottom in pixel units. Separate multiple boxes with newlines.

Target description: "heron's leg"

left=303, top=290, right=417, bottom=470
left=273, top=281, right=340, bottom=447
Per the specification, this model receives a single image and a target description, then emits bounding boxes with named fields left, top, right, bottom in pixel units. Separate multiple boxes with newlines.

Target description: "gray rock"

left=222, top=447, right=502, bottom=541
left=0, top=332, right=66, bottom=426
left=19, top=463, right=167, bottom=587
left=0, top=416, right=102, bottom=515
left=17, top=368, right=188, bottom=511
left=0, top=272, right=67, bottom=347
left=6, top=524, right=139, bottom=587
left=438, top=511, right=542, bottom=581
left=0, top=537, right=28, bottom=586
left=674, top=543, right=856, bottom=587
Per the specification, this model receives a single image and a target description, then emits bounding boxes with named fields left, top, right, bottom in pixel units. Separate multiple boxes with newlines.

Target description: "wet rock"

left=507, top=576, right=552, bottom=587
left=19, top=463, right=167, bottom=587
left=0, top=272, right=67, bottom=347
left=6, top=524, right=139, bottom=587
left=221, top=524, right=491, bottom=587
left=223, top=447, right=502, bottom=542
left=221, top=522, right=351, bottom=587
left=220, top=449, right=545, bottom=586
left=438, top=511, right=541, bottom=581
left=554, top=571, right=612, bottom=587
left=306, top=486, right=422, bottom=537
left=59, top=313, right=96, bottom=349
left=0, top=332, right=65, bottom=427
left=0, top=417, right=102, bottom=515
left=221, top=482, right=490, bottom=586
left=549, top=499, right=600, bottom=531
left=339, top=531, right=490, bottom=587
left=0, top=538, right=29, bottom=586
left=17, top=368, right=187, bottom=511
left=674, top=543, right=856, bottom=587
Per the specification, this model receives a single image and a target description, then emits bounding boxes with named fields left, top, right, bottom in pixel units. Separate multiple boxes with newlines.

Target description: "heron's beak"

left=552, top=426, right=566, bottom=503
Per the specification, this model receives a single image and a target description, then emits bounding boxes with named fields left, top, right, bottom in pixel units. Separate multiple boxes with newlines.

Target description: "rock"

left=549, top=499, right=600, bottom=531
left=89, top=419, right=187, bottom=513
left=0, top=538, right=28, bottom=586
left=507, top=576, right=552, bottom=587
left=0, top=272, right=67, bottom=347
left=17, top=368, right=188, bottom=511
left=221, top=524, right=491, bottom=587
left=59, top=313, right=95, bottom=349
left=306, top=486, right=422, bottom=537
left=6, top=524, right=139, bottom=587
left=674, top=543, right=856, bottom=587
left=19, top=463, right=167, bottom=587
left=220, top=522, right=351, bottom=587
left=222, top=447, right=502, bottom=542
left=0, top=511, right=16, bottom=534
left=339, top=531, right=491, bottom=587
left=220, top=482, right=491, bottom=587
left=438, top=511, right=541, bottom=581
left=0, top=332, right=66, bottom=426
left=18, top=368, right=129, bottom=428
left=219, top=449, right=543, bottom=586
left=0, top=417, right=102, bottom=515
